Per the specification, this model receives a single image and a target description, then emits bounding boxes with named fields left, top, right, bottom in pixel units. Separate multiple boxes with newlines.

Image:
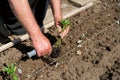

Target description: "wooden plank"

left=43, top=0, right=77, bottom=26
left=68, top=0, right=97, bottom=7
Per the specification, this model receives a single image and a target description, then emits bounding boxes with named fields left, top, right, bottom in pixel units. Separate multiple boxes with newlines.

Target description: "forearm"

left=8, top=0, right=43, bottom=40
left=50, top=0, right=62, bottom=24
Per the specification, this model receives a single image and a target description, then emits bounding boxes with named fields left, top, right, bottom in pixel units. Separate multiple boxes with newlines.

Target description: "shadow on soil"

left=13, top=33, right=61, bottom=66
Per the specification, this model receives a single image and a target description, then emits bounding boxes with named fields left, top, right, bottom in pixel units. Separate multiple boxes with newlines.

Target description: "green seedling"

left=60, top=19, right=70, bottom=32
left=55, top=19, right=70, bottom=47
left=54, top=37, right=62, bottom=47
left=2, top=64, right=18, bottom=80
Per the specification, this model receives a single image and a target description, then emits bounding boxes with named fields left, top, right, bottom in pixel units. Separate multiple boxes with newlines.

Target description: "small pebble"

left=69, top=35, right=73, bottom=39
left=27, top=74, right=31, bottom=78
left=77, top=40, right=83, bottom=44
left=83, top=34, right=85, bottom=37
left=55, top=62, right=59, bottom=68
left=116, top=20, right=120, bottom=24
left=17, top=68, right=22, bottom=75
left=40, top=75, right=43, bottom=78
left=77, top=45, right=82, bottom=47
left=118, top=3, right=120, bottom=6
left=76, top=50, right=82, bottom=55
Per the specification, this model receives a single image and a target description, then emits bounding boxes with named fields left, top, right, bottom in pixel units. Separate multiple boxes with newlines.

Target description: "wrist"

left=29, top=29, right=44, bottom=41
left=54, top=15, right=62, bottom=25
left=54, top=13, right=62, bottom=20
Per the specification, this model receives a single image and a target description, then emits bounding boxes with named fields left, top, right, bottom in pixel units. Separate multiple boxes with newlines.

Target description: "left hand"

left=56, top=24, right=70, bottom=38
left=55, top=17, right=70, bottom=38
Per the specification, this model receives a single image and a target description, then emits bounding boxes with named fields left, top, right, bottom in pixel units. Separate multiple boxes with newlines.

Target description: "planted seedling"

left=54, top=19, right=70, bottom=47
left=2, top=63, right=18, bottom=80
left=51, top=19, right=70, bottom=58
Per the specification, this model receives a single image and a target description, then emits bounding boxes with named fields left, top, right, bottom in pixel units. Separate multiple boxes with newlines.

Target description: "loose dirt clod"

left=76, top=50, right=82, bottom=55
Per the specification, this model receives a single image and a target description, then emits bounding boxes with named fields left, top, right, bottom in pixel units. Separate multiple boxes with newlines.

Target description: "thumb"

left=59, top=25, right=70, bottom=38
left=56, top=25, right=62, bottom=33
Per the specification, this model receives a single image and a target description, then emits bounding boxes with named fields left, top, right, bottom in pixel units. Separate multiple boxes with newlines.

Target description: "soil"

left=0, top=0, right=120, bottom=80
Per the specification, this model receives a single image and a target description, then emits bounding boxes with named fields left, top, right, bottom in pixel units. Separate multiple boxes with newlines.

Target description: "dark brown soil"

left=0, top=0, right=120, bottom=80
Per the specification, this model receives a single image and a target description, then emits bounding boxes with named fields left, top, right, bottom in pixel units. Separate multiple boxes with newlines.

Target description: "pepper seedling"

left=60, top=19, right=70, bottom=32
left=55, top=19, right=70, bottom=47
left=2, top=63, right=18, bottom=80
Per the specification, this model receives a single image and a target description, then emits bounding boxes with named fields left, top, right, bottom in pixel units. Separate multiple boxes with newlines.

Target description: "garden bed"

left=0, top=0, right=120, bottom=80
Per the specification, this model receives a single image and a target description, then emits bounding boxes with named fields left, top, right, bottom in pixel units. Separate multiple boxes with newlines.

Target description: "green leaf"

left=55, top=37, right=62, bottom=47
left=2, top=64, right=16, bottom=75
left=13, top=75, right=18, bottom=80
left=2, top=67, right=8, bottom=72
left=11, top=64, right=14, bottom=70
left=2, top=64, right=18, bottom=80
left=12, top=64, right=16, bottom=73
left=60, top=19, right=70, bottom=32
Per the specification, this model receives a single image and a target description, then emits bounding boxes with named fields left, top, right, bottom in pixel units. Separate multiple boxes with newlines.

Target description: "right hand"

left=31, top=34, right=52, bottom=57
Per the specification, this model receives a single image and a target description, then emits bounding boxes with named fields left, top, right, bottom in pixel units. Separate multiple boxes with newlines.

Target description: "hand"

left=56, top=25, right=70, bottom=38
left=31, top=34, right=52, bottom=57
left=54, top=17, right=70, bottom=38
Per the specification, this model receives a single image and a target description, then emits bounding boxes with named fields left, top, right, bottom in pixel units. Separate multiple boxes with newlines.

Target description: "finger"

left=56, top=25, right=62, bottom=33
left=42, top=47, right=52, bottom=56
left=60, top=26, right=70, bottom=38
left=37, top=52, right=41, bottom=57
left=60, top=30, right=67, bottom=38
left=47, top=48, right=52, bottom=56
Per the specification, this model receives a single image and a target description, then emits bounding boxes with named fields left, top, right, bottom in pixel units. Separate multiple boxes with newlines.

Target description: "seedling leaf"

left=13, top=75, right=18, bottom=80
left=2, top=63, right=18, bottom=80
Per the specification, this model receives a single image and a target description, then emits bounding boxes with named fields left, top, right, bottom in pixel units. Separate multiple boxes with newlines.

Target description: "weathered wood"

left=69, top=0, right=97, bottom=7
left=0, top=34, right=29, bottom=52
